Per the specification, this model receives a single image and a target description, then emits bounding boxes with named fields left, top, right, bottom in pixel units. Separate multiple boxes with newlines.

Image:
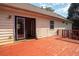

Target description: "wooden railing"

left=57, top=29, right=79, bottom=40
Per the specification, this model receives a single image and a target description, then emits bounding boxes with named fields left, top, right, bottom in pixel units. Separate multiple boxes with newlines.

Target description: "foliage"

left=67, top=3, right=79, bottom=20
left=67, top=3, right=79, bottom=29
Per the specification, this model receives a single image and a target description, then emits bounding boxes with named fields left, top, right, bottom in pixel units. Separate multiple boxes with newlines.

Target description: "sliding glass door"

left=15, top=16, right=25, bottom=40
left=15, top=16, right=36, bottom=40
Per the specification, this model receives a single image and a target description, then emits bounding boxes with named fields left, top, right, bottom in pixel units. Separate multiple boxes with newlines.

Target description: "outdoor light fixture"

left=8, top=15, right=12, bottom=19
left=62, top=21, right=65, bottom=23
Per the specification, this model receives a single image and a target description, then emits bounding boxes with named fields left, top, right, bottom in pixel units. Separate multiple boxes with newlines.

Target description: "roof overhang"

left=0, top=3, right=72, bottom=23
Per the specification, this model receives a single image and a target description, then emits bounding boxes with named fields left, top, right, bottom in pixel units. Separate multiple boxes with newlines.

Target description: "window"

left=50, top=21, right=54, bottom=29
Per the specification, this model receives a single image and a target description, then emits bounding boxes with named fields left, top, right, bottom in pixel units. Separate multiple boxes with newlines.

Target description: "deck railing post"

left=71, top=30, right=73, bottom=39
left=78, top=31, right=79, bottom=40
left=58, top=29, right=79, bottom=40
left=67, top=30, right=69, bottom=38
left=62, top=30, right=63, bottom=37
left=69, top=30, right=71, bottom=39
left=57, top=29, right=59, bottom=36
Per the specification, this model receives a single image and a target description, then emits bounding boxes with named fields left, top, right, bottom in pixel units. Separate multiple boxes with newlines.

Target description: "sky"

left=32, top=3, right=71, bottom=18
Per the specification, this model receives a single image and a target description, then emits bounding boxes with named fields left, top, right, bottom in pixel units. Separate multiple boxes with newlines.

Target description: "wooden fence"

left=57, top=29, right=79, bottom=40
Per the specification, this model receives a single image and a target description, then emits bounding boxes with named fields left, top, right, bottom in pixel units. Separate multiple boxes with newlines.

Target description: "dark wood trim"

left=15, top=16, right=36, bottom=41
left=15, top=16, right=17, bottom=41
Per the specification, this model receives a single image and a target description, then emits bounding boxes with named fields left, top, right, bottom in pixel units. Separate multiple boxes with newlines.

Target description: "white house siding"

left=0, top=10, right=72, bottom=44
left=0, top=11, right=14, bottom=44
left=65, top=23, right=72, bottom=30
left=36, top=19, right=72, bottom=38
left=54, top=21, right=72, bottom=36
left=36, top=18, right=49, bottom=38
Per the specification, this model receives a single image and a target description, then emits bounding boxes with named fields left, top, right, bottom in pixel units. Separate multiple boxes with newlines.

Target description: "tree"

left=67, top=3, right=79, bottom=29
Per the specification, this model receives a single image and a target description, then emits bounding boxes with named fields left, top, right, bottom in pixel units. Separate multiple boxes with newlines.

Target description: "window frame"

left=50, top=21, right=54, bottom=29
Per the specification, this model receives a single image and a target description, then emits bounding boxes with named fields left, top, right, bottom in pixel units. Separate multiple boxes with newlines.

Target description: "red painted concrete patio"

left=0, top=36, right=79, bottom=56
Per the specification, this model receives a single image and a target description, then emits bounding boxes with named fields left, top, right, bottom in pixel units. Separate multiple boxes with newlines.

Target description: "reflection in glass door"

left=15, top=16, right=25, bottom=40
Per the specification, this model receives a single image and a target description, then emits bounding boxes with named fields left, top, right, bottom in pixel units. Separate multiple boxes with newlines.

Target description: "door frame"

left=15, top=16, right=36, bottom=41
left=15, top=16, right=26, bottom=40
left=25, top=18, right=36, bottom=39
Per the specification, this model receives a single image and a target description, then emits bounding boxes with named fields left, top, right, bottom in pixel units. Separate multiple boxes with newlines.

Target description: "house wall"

left=36, top=18, right=72, bottom=38
left=0, top=8, right=72, bottom=44
left=0, top=11, right=14, bottom=44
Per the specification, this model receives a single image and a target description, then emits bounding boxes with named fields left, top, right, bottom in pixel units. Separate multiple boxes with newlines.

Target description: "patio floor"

left=0, top=36, right=79, bottom=56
